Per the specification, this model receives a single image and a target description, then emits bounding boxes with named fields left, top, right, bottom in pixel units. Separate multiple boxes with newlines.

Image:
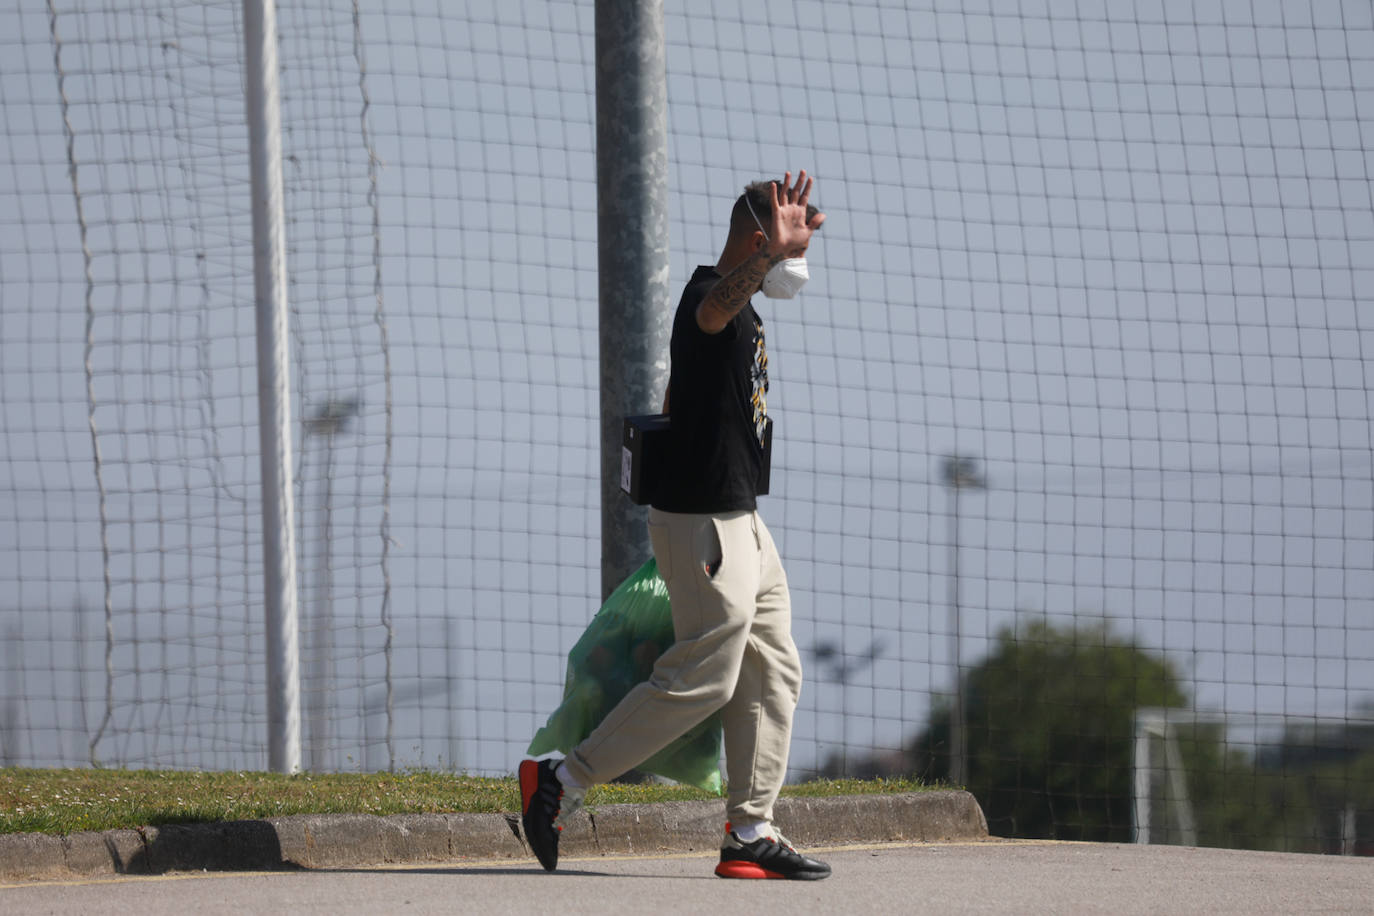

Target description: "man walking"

left=521, top=171, right=829, bottom=880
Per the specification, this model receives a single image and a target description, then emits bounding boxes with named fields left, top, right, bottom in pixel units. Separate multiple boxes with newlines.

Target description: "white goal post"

left=1132, top=707, right=1199, bottom=846
left=1133, top=708, right=1374, bottom=853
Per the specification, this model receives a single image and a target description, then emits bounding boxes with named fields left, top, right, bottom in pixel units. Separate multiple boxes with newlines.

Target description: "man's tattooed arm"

left=695, top=248, right=780, bottom=334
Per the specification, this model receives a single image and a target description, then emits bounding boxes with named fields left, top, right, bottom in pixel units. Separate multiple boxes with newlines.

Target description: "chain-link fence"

left=2, top=0, right=1371, bottom=852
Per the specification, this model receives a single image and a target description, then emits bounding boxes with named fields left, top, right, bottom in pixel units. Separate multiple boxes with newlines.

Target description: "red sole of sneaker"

left=518, top=759, right=539, bottom=814
left=715, top=861, right=784, bottom=879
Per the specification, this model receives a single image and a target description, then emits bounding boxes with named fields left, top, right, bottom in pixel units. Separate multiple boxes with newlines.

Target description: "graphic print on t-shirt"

left=750, top=316, right=769, bottom=446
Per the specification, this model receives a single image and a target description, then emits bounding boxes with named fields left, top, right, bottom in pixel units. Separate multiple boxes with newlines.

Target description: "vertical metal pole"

left=244, top=0, right=302, bottom=774
left=310, top=434, right=335, bottom=770
left=948, top=483, right=964, bottom=787
left=595, top=0, right=672, bottom=600
left=943, top=455, right=983, bottom=788
left=302, top=398, right=356, bottom=771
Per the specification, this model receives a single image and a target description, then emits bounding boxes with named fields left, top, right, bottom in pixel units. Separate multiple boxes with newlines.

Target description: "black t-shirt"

left=652, top=265, right=771, bottom=514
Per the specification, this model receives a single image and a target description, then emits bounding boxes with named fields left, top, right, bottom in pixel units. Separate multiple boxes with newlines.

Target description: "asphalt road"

left=3, top=840, right=1372, bottom=914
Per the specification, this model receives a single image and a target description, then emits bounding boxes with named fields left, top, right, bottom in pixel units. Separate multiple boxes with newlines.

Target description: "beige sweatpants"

left=562, top=507, right=803, bottom=829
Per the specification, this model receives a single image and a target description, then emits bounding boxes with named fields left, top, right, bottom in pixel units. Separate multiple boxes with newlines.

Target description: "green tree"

left=911, top=619, right=1188, bottom=842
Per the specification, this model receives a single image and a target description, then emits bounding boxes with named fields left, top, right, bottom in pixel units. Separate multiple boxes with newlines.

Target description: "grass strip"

left=0, top=768, right=930, bottom=836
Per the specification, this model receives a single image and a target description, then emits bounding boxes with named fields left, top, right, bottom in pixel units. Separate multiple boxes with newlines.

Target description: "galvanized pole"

left=595, top=0, right=672, bottom=599
left=243, top=0, right=302, bottom=774
left=947, top=477, right=964, bottom=787
left=303, top=397, right=357, bottom=772
left=943, top=455, right=983, bottom=788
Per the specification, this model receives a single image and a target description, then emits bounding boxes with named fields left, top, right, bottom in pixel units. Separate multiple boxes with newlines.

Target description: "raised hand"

left=696, top=169, right=825, bottom=333
left=764, top=170, right=826, bottom=258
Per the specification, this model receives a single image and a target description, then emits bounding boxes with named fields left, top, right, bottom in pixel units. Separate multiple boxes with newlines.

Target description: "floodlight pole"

left=303, top=397, right=359, bottom=772
left=595, top=0, right=672, bottom=599
left=943, top=455, right=984, bottom=787
left=244, top=0, right=302, bottom=774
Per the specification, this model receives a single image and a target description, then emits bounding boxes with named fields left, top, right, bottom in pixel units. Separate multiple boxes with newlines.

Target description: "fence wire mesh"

left=1, top=0, right=1371, bottom=851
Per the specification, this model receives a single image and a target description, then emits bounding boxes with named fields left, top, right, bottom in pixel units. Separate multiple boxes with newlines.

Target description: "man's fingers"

left=766, top=170, right=820, bottom=243
left=772, top=169, right=813, bottom=215
left=775, top=172, right=792, bottom=208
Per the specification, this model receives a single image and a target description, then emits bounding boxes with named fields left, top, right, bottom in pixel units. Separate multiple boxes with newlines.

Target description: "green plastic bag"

left=528, top=557, right=723, bottom=794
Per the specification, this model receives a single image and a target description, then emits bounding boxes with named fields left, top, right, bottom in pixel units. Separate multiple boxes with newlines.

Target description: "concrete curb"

left=0, top=791, right=986, bottom=881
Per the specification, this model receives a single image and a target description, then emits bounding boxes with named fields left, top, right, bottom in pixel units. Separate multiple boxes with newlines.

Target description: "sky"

left=1, top=0, right=1372, bottom=778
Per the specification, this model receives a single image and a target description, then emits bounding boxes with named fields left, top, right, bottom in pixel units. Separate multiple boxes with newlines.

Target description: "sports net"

left=1, top=0, right=1371, bottom=851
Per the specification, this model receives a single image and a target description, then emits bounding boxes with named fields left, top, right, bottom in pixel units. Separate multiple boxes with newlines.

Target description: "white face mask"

left=745, top=193, right=810, bottom=299
left=761, top=257, right=809, bottom=299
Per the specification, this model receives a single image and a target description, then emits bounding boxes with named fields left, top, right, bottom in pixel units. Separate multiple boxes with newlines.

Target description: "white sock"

left=733, top=821, right=772, bottom=843
left=554, top=761, right=585, bottom=792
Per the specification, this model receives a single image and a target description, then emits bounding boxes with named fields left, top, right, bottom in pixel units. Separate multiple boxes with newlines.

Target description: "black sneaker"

left=518, top=758, right=565, bottom=871
left=715, top=826, right=832, bottom=880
